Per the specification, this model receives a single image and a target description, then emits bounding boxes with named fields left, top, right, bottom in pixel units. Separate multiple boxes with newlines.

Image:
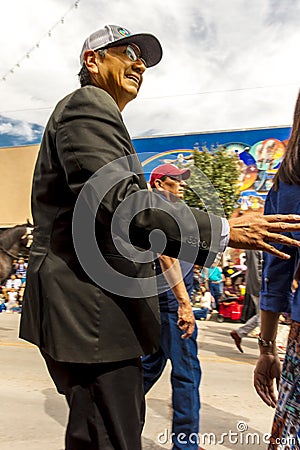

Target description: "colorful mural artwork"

left=224, top=138, right=289, bottom=212
left=133, top=126, right=291, bottom=213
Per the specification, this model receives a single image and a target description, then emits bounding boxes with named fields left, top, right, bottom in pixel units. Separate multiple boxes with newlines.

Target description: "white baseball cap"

left=80, top=24, right=162, bottom=67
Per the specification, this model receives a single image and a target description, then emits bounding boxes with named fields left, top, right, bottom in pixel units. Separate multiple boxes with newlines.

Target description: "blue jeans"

left=142, top=311, right=201, bottom=450
left=193, top=307, right=209, bottom=320
left=209, top=282, right=221, bottom=310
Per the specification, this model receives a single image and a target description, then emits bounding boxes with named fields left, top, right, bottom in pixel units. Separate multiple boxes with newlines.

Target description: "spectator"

left=222, top=259, right=240, bottom=279
left=192, top=264, right=202, bottom=295
left=208, top=262, right=223, bottom=310
left=15, top=258, right=27, bottom=279
left=5, top=288, right=20, bottom=313
left=2, top=274, right=22, bottom=300
left=10, top=259, right=18, bottom=275
left=223, top=277, right=239, bottom=297
left=239, top=280, right=246, bottom=296
left=142, top=164, right=202, bottom=450
left=253, top=90, right=300, bottom=449
left=193, top=285, right=213, bottom=320
left=230, top=250, right=262, bottom=353
left=17, top=281, right=26, bottom=306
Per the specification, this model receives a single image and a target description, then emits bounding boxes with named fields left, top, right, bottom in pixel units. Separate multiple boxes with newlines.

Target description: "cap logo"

left=117, top=27, right=131, bottom=37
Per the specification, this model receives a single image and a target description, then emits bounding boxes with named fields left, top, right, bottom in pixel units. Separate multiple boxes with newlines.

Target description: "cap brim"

left=105, top=33, right=162, bottom=67
left=166, top=168, right=191, bottom=180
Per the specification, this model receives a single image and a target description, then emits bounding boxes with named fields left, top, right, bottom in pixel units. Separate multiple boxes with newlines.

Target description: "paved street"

left=0, top=312, right=275, bottom=450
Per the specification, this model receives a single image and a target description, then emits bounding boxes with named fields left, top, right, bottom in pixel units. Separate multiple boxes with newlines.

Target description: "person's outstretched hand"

left=254, top=353, right=281, bottom=408
left=229, top=214, right=300, bottom=259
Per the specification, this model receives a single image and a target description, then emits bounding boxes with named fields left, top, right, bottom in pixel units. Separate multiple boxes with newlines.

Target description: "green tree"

left=184, top=145, right=240, bottom=218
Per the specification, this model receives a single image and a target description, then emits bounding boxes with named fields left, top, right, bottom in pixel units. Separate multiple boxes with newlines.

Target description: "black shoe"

left=230, top=330, right=243, bottom=353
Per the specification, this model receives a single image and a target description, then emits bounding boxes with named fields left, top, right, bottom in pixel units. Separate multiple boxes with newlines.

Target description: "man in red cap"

left=143, top=163, right=203, bottom=450
left=149, top=163, right=191, bottom=186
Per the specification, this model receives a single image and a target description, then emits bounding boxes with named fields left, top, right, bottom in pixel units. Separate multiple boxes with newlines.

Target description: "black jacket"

left=19, top=86, right=222, bottom=363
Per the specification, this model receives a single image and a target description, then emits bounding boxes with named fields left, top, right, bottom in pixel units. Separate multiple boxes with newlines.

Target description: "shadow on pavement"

left=42, top=388, right=169, bottom=449
left=143, top=396, right=271, bottom=449
left=201, top=402, right=271, bottom=449
left=142, top=436, right=167, bottom=449
left=42, top=388, right=68, bottom=426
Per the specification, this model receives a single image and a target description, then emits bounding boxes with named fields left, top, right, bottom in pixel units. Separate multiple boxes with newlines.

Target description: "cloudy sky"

left=1, top=0, right=300, bottom=146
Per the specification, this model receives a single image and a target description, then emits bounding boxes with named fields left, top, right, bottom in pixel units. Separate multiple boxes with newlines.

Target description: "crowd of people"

left=191, top=252, right=291, bottom=358
left=0, top=258, right=28, bottom=313
left=191, top=258, right=246, bottom=321
left=0, top=250, right=259, bottom=324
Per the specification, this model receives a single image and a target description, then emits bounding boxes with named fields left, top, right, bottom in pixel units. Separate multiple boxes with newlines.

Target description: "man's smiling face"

left=93, top=44, right=146, bottom=110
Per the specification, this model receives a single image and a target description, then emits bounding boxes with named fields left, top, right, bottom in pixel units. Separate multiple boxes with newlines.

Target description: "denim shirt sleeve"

left=260, top=187, right=299, bottom=314
left=260, top=251, right=295, bottom=313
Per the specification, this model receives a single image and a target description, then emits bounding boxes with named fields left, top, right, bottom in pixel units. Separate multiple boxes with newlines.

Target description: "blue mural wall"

left=133, top=126, right=291, bottom=211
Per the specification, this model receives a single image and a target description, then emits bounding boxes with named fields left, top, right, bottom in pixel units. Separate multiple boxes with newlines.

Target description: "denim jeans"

left=193, top=307, right=209, bottom=320
left=209, top=282, right=221, bottom=310
left=142, top=311, right=201, bottom=450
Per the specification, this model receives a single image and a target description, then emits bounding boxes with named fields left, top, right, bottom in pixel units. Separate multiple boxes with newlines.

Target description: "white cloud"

left=0, top=0, right=299, bottom=139
left=0, top=118, right=41, bottom=142
left=0, top=123, right=13, bottom=134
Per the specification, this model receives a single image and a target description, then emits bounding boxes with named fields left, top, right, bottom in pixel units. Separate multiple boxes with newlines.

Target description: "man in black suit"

left=19, top=24, right=300, bottom=450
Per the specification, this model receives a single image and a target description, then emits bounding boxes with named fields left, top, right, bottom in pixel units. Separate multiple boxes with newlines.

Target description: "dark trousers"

left=42, top=351, right=145, bottom=450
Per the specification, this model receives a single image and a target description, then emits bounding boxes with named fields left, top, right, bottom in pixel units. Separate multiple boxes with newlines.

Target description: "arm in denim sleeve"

left=260, top=189, right=298, bottom=313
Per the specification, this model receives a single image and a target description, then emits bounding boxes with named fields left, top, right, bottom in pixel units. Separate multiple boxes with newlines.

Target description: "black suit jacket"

left=19, top=86, right=223, bottom=363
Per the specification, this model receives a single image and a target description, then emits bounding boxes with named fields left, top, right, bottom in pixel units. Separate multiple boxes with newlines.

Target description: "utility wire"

left=0, top=81, right=298, bottom=116
left=0, top=0, right=80, bottom=82
left=138, top=81, right=299, bottom=100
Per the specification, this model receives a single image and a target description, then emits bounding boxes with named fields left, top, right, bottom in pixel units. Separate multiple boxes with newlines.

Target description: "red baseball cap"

left=149, top=164, right=191, bottom=188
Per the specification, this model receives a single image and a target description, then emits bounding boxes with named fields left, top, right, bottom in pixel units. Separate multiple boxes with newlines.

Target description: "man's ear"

left=83, top=50, right=99, bottom=74
left=154, top=179, right=163, bottom=191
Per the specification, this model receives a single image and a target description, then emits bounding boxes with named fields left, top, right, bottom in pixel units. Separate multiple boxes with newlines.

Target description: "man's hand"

left=229, top=214, right=300, bottom=259
left=158, top=255, right=195, bottom=338
left=254, top=353, right=281, bottom=408
left=177, top=301, right=195, bottom=339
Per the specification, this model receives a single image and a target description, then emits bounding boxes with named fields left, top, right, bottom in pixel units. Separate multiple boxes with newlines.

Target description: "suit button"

left=201, top=240, right=208, bottom=249
left=152, top=262, right=156, bottom=270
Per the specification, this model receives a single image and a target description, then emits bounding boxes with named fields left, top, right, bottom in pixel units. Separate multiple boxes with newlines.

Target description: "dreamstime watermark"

left=157, top=421, right=299, bottom=447
left=72, top=152, right=226, bottom=297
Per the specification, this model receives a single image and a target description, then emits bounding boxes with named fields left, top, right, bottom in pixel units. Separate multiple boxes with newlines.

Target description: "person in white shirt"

left=193, top=285, right=213, bottom=320
left=3, top=274, right=22, bottom=300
